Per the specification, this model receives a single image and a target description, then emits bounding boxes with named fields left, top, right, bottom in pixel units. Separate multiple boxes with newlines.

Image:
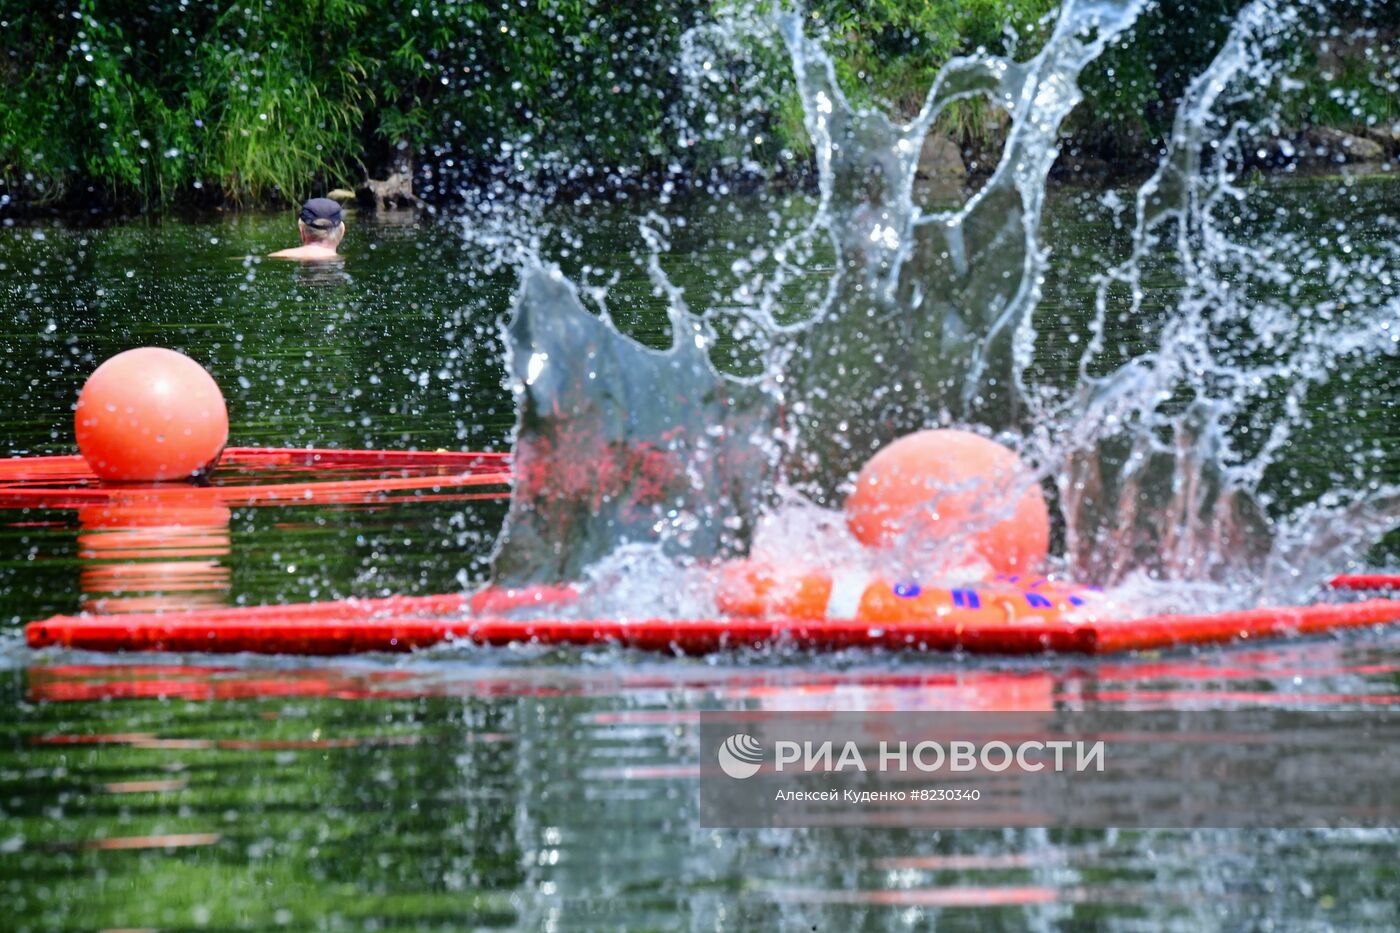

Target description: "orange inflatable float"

left=716, top=560, right=1093, bottom=625
left=713, top=429, right=1075, bottom=625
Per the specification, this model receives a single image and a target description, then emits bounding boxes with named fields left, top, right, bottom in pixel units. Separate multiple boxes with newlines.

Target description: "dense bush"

left=0, top=0, right=1393, bottom=210
left=2, top=1, right=372, bottom=206
left=0, top=0, right=703, bottom=208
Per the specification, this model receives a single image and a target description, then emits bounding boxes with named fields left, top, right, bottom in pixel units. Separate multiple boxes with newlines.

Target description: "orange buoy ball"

left=74, top=348, right=228, bottom=482
left=845, top=429, right=1049, bottom=575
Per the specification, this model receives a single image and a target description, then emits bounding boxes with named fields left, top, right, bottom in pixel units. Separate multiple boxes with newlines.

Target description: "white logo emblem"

left=717, top=733, right=764, bottom=779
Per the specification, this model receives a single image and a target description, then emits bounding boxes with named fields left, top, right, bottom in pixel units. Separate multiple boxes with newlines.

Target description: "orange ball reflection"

left=78, top=500, right=232, bottom=615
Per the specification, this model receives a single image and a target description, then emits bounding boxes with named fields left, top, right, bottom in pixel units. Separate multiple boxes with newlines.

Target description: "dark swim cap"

left=299, top=197, right=343, bottom=229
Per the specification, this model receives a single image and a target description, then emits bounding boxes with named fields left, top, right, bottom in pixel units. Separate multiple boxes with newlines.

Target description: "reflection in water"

left=291, top=260, right=353, bottom=289
left=77, top=501, right=231, bottom=614
left=7, top=641, right=1400, bottom=928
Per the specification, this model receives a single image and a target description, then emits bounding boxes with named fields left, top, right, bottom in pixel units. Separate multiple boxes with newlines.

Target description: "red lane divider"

left=0, top=447, right=511, bottom=507
left=1330, top=574, right=1400, bottom=591
left=25, top=597, right=1400, bottom=656
left=0, top=447, right=510, bottom=476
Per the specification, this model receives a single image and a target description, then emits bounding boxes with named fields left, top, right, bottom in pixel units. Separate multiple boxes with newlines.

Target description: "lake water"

left=1, top=180, right=1398, bottom=929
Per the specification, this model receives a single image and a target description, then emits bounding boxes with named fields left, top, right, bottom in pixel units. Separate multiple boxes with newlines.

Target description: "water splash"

left=489, top=0, right=1399, bottom=610
left=1051, top=0, right=1400, bottom=601
left=492, top=259, right=772, bottom=584
left=775, top=0, right=1147, bottom=486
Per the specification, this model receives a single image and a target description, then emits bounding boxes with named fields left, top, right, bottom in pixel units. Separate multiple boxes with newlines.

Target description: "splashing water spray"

left=485, top=0, right=1399, bottom=619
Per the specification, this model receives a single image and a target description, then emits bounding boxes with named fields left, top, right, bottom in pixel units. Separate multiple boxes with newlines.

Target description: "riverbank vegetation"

left=1, top=1, right=1395, bottom=211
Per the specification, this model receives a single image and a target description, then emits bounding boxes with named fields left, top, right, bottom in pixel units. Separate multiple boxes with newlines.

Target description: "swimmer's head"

left=297, top=197, right=345, bottom=247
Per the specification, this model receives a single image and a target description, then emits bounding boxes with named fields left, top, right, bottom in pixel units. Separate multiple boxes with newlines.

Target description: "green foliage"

left=809, top=0, right=1057, bottom=112
left=0, top=0, right=1394, bottom=209
left=365, top=0, right=700, bottom=177
left=0, top=1, right=370, bottom=206
left=1, top=0, right=702, bottom=207
left=191, top=1, right=371, bottom=205
left=1075, top=0, right=1245, bottom=155
left=1278, top=17, right=1400, bottom=132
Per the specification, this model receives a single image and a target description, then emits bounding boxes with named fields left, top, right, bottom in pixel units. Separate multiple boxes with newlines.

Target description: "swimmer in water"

left=269, top=197, right=346, bottom=261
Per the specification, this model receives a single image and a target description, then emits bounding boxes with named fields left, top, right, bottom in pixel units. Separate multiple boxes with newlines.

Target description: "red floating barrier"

left=1330, top=574, right=1400, bottom=591
left=10, top=444, right=1399, bottom=657
left=25, top=596, right=1400, bottom=656
left=0, top=447, right=511, bottom=508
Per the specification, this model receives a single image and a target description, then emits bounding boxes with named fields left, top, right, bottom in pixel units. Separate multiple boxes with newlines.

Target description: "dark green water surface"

left=1, top=181, right=1398, bottom=930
